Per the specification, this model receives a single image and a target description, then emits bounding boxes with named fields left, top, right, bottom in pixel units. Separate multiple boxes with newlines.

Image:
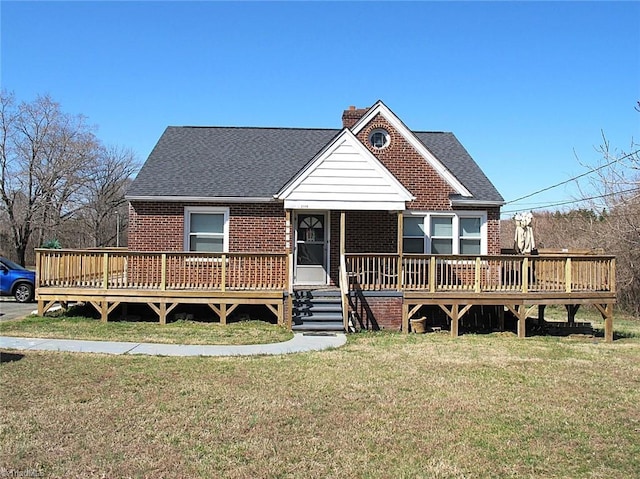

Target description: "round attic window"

left=369, top=129, right=390, bottom=149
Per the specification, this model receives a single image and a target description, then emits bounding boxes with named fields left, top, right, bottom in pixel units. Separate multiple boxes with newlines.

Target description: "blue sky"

left=2, top=1, right=639, bottom=217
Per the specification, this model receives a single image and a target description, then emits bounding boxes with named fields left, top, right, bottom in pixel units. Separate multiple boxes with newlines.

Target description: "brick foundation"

left=348, top=292, right=403, bottom=331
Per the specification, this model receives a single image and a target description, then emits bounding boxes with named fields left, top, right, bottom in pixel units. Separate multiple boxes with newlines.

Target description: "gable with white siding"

left=276, top=129, right=414, bottom=210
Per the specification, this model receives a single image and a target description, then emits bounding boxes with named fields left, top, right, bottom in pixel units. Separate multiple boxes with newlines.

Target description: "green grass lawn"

left=0, top=306, right=293, bottom=345
left=2, top=313, right=640, bottom=478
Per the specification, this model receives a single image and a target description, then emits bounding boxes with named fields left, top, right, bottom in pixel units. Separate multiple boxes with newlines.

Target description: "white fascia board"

left=125, top=195, right=276, bottom=203
left=276, top=128, right=415, bottom=202
left=351, top=101, right=473, bottom=198
left=450, top=198, right=505, bottom=208
left=284, top=199, right=407, bottom=211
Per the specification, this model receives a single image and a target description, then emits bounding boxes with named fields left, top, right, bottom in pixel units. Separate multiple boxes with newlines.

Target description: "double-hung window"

left=459, top=217, right=481, bottom=254
left=430, top=216, right=453, bottom=254
left=184, top=207, right=229, bottom=252
left=402, top=217, right=426, bottom=253
left=403, top=213, right=486, bottom=255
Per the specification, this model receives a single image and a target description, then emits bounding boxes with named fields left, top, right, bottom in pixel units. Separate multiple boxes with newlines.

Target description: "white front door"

left=294, top=212, right=329, bottom=285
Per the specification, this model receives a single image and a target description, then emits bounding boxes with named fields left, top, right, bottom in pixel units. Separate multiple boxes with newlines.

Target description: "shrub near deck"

left=2, top=328, right=640, bottom=479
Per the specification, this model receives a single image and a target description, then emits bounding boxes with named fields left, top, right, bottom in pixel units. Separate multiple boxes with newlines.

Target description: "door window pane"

left=297, top=243, right=324, bottom=265
left=298, top=215, right=324, bottom=243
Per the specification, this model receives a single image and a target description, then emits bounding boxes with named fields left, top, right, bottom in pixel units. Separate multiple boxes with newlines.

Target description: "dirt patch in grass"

left=2, top=332, right=640, bottom=478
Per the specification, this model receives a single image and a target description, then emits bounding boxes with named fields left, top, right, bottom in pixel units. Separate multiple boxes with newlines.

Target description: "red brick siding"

left=355, top=114, right=456, bottom=211
left=352, top=114, right=501, bottom=254
left=345, top=211, right=397, bottom=253
left=342, top=107, right=370, bottom=129
left=486, top=207, right=501, bottom=255
left=328, top=211, right=398, bottom=284
left=349, top=294, right=403, bottom=331
left=128, top=201, right=286, bottom=252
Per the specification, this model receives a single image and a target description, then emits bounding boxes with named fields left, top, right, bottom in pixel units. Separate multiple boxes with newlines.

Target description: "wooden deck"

left=35, top=249, right=616, bottom=341
left=346, top=253, right=616, bottom=341
left=35, top=249, right=288, bottom=325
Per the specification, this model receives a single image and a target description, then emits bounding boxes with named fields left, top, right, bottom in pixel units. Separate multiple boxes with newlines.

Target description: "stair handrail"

left=340, top=254, right=349, bottom=332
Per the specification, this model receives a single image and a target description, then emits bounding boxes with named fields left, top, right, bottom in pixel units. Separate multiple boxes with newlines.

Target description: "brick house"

left=126, top=100, right=504, bottom=331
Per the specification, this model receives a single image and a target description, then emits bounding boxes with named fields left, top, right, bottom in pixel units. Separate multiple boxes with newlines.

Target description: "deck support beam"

left=38, top=299, right=57, bottom=316
left=565, top=304, right=580, bottom=324
left=439, top=304, right=473, bottom=338
left=402, top=302, right=409, bottom=333
left=147, top=302, right=179, bottom=324
left=594, top=303, right=614, bottom=343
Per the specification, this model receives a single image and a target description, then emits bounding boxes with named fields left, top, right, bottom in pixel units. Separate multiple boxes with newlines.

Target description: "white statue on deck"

left=514, top=212, right=535, bottom=254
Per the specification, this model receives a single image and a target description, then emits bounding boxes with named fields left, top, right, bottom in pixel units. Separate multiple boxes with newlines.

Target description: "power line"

left=504, top=149, right=640, bottom=205
left=501, top=186, right=639, bottom=214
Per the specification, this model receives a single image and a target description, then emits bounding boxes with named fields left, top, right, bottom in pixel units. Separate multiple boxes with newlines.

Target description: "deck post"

left=161, top=253, right=167, bottom=291
left=285, top=209, right=293, bottom=330
left=565, top=257, right=572, bottom=293
left=220, top=303, right=227, bottom=325
left=604, top=303, right=613, bottom=343
left=221, top=254, right=226, bottom=292
left=101, top=301, right=108, bottom=323
left=35, top=249, right=41, bottom=299
left=517, top=306, right=526, bottom=338
left=402, top=302, right=409, bottom=333
left=397, top=211, right=403, bottom=292
left=522, top=257, right=529, bottom=293
left=538, top=305, right=546, bottom=322
left=474, top=257, right=481, bottom=293
left=102, top=253, right=109, bottom=289
left=429, top=256, right=436, bottom=293
left=610, top=258, right=616, bottom=294
left=340, top=211, right=350, bottom=331
left=450, top=304, right=459, bottom=338
left=159, top=302, right=167, bottom=325
left=566, top=304, right=579, bottom=324
left=277, top=301, right=283, bottom=326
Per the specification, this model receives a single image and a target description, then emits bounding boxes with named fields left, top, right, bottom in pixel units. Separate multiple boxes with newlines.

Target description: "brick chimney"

left=342, top=105, right=369, bottom=129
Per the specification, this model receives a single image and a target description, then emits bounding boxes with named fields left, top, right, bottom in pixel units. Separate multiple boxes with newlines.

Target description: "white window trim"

left=368, top=128, right=390, bottom=149
left=403, top=211, right=488, bottom=255
left=184, top=206, right=230, bottom=253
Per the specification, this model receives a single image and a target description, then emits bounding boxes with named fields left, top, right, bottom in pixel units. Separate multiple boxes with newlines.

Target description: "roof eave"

left=126, top=195, right=278, bottom=203
left=449, top=197, right=505, bottom=208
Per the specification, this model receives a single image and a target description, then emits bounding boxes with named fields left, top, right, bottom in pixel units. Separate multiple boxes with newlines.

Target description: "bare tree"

left=581, top=132, right=640, bottom=313
left=0, top=90, right=99, bottom=265
left=80, top=145, right=138, bottom=247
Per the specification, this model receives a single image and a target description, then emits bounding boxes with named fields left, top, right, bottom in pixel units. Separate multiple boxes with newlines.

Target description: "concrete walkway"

left=0, top=333, right=347, bottom=357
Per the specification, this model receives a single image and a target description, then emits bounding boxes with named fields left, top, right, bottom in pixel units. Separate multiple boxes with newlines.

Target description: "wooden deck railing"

left=36, top=249, right=288, bottom=291
left=37, top=249, right=615, bottom=295
left=345, top=254, right=616, bottom=294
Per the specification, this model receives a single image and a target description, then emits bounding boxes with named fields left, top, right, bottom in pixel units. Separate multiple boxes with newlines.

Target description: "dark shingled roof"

left=414, top=132, right=503, bottom=203
left=127, top=126, right=503, bottom=203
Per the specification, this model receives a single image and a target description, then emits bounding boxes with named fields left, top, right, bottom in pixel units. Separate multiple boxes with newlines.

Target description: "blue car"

left=0, top=257, right=35, bottom=303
